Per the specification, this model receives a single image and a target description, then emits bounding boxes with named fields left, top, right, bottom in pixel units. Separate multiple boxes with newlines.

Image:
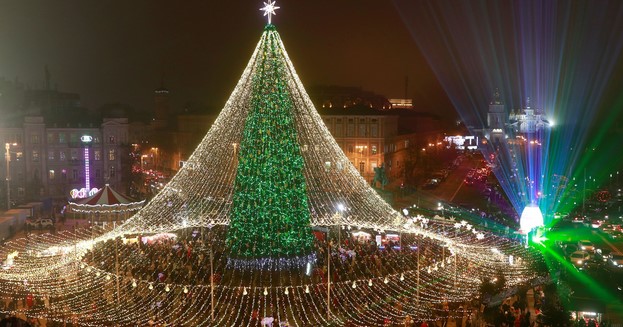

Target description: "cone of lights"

left=0, top=21, right=540, bottom=326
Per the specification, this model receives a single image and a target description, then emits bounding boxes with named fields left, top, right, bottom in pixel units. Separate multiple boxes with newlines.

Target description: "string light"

left=0, top=10, right=540, bottom=327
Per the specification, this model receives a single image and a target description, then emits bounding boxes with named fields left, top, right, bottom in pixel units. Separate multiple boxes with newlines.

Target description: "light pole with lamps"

left=336, top=203, right=345, bottom=246
left=5, top=143, right=17, bottom=210
left=140, top=155, right=148, bottom=171
left=151, top=147, right=159, bottom=171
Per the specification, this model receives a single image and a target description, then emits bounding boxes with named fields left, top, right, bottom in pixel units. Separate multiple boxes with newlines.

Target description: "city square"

left=1, top=1, right=623, bottom=326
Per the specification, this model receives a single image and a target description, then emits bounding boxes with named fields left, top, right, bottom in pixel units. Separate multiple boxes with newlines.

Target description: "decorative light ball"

left=132, top=280, right=137, bottom=288
left=263, top=288, right=268, bottom=296
left=351, top=281, right=357, bottom=289
left=384, top=277, right=389, bottom=284
left=304, top=285, right=310, bottom=294
left=520, top=204, right=544, bottom=233
left=368, top=279, right=373, bottom=286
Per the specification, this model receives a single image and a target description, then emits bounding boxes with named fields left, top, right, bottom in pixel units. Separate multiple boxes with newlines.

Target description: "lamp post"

left=337, top=203, right=345, bottom=247
left=81, top=135, right=93, bottom=192
left=5, top=143, right=17, bottom=210
left=209, top=226, right=215, bottom=322
left=151, top=147, right=159, bottom=171
left=327, top=239, right=331, bottom=320
left=140, top=155, right=148, bottom=171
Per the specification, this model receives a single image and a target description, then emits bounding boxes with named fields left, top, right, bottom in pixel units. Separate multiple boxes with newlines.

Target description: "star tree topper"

left=260, top=0, right=280, bottom=25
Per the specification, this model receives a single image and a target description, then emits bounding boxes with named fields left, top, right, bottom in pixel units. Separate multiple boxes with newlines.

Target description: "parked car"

left=569, top=251, right=591, bottom=269
left=590, top=220, right=604, bottom=229
left=604, top=229, right=622, bottom=240
left=422, top=179, right=440, bottom=189
left=561, top=242, right=579, bottom=257
left=596, top=248, right=612, bottom=262
left=578, top=240, right=595, bottom=252
left=608, top=252, right=623, bottom=269
left=26, top=218, right=54, bottom=229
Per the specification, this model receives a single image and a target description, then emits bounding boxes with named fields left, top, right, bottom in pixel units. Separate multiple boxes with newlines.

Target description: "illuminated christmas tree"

left=226, top=24, right=316, bottom=270
left=0, top=3, right=540, bottom=326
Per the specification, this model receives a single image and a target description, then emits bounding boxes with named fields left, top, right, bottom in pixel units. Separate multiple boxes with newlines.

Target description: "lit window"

left=48, top=150, right=55, bottom=160
left=59, top=151, right=66, bottom=161
left=109, top=149, right=115, bottom=161
left=49, top=170, right=55, bottom=180
left=109, top=136, right=116, bottom=144
left=94, top=150, right=101, bottom=161
left=59, top=133, right=66, bottom=143
left=371, top=145, right=378, bottom=155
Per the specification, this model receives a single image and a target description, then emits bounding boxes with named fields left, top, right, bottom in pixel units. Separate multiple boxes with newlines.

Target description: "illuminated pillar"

left=81, top=135, right=93, bottom=192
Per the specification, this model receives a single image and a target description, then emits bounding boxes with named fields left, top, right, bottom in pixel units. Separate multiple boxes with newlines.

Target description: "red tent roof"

left=73, top=184, right=136, bottom=205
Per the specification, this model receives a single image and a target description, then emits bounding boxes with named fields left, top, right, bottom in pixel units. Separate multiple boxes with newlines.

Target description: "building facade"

left=321, top=114, right=397, bottom=182
left=1, top=116, right=129, bottom=205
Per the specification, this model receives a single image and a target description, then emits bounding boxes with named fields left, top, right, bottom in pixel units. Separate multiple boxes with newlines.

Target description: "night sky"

left=0, top=1, right=453, bottom=116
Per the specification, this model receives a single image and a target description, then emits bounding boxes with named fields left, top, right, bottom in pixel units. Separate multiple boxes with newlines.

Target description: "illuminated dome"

left=519, top=204, right=544, bottom=233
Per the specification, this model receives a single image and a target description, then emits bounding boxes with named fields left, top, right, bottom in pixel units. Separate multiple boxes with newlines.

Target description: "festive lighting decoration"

left=0, top=8, right=539, bottom=327
left=260, top=0, right=280, bottom=24
left=519, top=204, right=544, bottom=234
left=225, top=36, right=316, bottom=268
left=69, top=184, right=144, bottom=214
left=395, top=1, right=623, bottom=224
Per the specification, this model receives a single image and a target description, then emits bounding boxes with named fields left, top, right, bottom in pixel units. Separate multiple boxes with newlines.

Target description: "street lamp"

left=140, top=155, right=148, bottom=171
left=151, top=147, right=159, bottom=170
left=5, top=143, right=17, bottom=210
left=336, top=203, right=345, bottom=246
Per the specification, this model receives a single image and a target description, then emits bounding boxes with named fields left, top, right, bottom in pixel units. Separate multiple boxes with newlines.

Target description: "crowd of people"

left=76, top=226, right=480, bottom=325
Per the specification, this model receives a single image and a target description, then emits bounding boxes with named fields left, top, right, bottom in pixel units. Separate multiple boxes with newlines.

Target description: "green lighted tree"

left=225, top=25, right=315, bottom=269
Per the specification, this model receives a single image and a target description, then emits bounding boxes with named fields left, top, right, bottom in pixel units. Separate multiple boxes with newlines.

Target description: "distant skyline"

left=0, top=1, right=454, bottom=116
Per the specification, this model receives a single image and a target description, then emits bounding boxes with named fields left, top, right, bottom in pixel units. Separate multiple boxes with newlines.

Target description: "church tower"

left=153, top=84, right=169, bottom=130
left=487, top=88, right=506, bottom=144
